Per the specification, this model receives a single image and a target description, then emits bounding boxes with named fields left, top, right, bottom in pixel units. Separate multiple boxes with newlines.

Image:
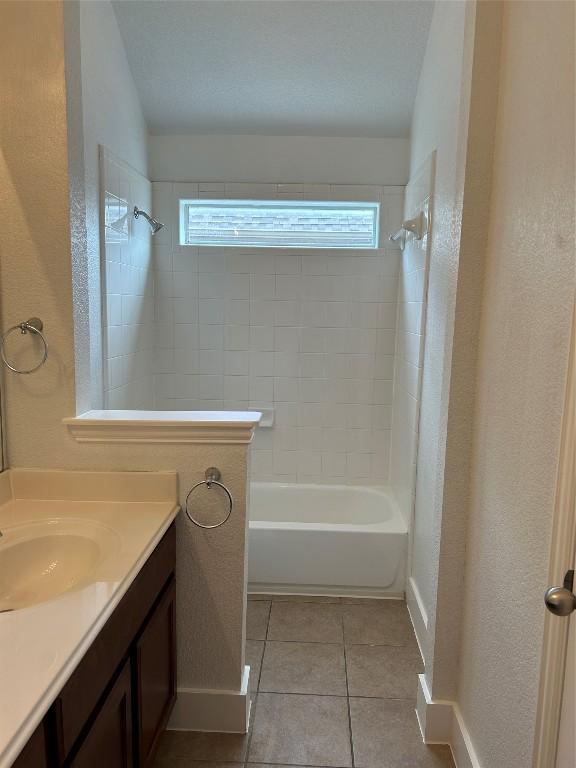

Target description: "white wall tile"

left=150, top=179, right=405, bottom=483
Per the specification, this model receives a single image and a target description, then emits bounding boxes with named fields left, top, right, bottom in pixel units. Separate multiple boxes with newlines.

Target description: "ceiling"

left=112, top=0, right=433, bottom=138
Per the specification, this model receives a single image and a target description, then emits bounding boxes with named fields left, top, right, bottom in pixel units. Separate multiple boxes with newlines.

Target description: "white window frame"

left=179, top=199, right=380, bottom=250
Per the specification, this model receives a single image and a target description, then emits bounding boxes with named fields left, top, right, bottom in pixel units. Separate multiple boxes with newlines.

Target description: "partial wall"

left=0, top=0, right=250, bottom=719
left=101, top=148, right=155, bottom=409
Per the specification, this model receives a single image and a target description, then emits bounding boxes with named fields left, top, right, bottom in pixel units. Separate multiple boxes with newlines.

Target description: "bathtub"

left=248, top=483, right=407, bottom=597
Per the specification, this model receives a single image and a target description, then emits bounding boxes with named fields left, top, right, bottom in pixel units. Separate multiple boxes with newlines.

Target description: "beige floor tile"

left=155, top=761, right=242, bottom=768
left=154, top=730, right=248, bottom=763
left=342, top=602, right=416, bottom=646
left=267, top=601, right=344, bottom=643
left=249, top=693, right=352, bottom=767
left=247, top=600, right=271, bottom=640
left=341, top=596, right=395, bottom=604
left=248, top=593, right=272, bottom=600
left=246, top=640, right=265, bottom=691
left=272, top=594, right=341, bottom=603
left=260, top=641, right=347, bottom=695
left=350, top=698, right=455, bottom=768
left=346, top=644, right=423, bottom=699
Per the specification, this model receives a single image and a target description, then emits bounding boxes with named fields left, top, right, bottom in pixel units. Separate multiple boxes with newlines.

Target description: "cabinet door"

left=70, top=660, right=132, bottom=768
left=135, top=578, right=176, bottom=768
left=11, top=724, right=47, bottom=768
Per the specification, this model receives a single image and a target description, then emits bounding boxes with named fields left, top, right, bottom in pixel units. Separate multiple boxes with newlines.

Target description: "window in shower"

left=179, top=199, right=380, bottom=249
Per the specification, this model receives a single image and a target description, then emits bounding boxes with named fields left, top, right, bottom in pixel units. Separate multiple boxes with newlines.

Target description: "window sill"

left=63, top=410, right=262, bottom=445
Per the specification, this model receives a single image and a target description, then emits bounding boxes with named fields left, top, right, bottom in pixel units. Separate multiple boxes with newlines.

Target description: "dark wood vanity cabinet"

left=13, top=524, right=177, bottom=768
left=135, top=578, right=177, bottom=768
left=68, top=660, right=133, bottom=768
left=11, top=725, right=48, bottom=768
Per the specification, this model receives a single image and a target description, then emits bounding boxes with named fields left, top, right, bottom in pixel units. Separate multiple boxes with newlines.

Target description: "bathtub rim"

left=249, top=481, right=407, bottom=534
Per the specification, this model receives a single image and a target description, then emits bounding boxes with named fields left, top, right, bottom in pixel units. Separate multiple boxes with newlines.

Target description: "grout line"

left=264, top=600, right=273, bottom=641
left=342, top=613, right=356, bottom=768
left=252, top=690, right=418, bottom=701
left=247, top=637, right=416, bottom=648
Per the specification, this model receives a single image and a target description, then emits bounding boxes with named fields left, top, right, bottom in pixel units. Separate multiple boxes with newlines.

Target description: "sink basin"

left=0, top=518, right=120, bottom=611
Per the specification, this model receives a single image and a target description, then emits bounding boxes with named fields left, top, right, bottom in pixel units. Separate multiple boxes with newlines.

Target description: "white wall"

left=150, top=135, right=410, bottom=186
left=406, top=0, right=475, bottom=680
left=389, top=154, right=434, bottom=530
left=101, top=149, right=155, bottom=409
left=76, top=0, right=149, bottom=408
left=151, top=181, right=403, bottom=485
left=454, top=2, right=575, bottom=766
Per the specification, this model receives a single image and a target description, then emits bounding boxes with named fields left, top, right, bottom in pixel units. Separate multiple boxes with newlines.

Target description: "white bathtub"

left=248, top=483, right=407, bottom=597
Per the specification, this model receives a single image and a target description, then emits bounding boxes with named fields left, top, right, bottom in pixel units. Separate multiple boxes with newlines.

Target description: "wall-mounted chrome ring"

left=184, top=467, right=233, bottom=529
left=0, top=318, right=48, bottom=374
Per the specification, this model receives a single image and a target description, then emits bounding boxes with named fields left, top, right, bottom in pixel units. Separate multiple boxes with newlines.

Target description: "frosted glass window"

left=179, top=200, right=380, bottom=249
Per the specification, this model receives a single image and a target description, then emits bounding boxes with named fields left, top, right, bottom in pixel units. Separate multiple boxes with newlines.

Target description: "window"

left=179, top=200, right=380, bottom=249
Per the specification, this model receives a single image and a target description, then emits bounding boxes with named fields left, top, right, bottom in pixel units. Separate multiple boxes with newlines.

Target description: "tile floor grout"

left=256, top=691, right=416, bottom=701
left=342, top=614, right=356, bottom=768
left=249, top=638, right=417, bottom=647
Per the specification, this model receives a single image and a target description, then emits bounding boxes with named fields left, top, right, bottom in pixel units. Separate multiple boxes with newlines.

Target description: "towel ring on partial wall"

left=0, top=318, right=48, bottom=374
left=184, top=467, right=233, bottom=529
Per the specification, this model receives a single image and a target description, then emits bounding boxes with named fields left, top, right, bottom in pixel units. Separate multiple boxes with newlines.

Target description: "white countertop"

left=0, top=471, right=179, bottom=768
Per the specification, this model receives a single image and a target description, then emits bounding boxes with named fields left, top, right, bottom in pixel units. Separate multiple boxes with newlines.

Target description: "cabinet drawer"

left=53, top=524, right=176, bottom=762
left=135, top=578, right=176, bottom=767
left=69, top=660, right=132, bottom=768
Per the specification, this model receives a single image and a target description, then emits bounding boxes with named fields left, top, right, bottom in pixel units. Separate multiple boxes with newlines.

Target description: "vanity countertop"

left=0, top=469, right=179, bottom=768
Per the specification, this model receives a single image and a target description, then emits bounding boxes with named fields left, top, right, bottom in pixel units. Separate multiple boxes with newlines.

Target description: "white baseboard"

left=416, top=674, right=481, bottom=768
left=416, top=674, right=453, bottom=743
left=406, top=577, right=428, bottom=658
left=167, top=665, right=251, bottom=733
left=450, top=704, right=482, bottom=768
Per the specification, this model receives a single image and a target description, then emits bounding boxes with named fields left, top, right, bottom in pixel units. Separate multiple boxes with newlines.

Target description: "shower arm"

left=133, top=206, right=154, bottom=226
left=133, top=206, right=164, bottom=234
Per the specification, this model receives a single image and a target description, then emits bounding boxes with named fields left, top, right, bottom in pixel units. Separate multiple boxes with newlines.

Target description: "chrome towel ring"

left=185, top=467, right=233, bottom=529
left=0, top=317, right=48, bottom=374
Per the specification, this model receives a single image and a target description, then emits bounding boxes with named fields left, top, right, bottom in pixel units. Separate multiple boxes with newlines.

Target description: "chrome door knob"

left=545, top=586, right=576, bottom=616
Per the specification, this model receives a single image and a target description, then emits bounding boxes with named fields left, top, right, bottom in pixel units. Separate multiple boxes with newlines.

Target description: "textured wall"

left=74, top=0, right=150, bottom=410
left=0, top=0, right=249, bottom=696
left=406, top=0, right=474, bottom=675
left=456, top=2, right=575, bottom=766
left=406, top=0, right=506, bottom=711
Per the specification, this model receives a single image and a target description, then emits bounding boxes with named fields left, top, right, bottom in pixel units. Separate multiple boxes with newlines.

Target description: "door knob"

left=545, top=570, right=576, bottom=616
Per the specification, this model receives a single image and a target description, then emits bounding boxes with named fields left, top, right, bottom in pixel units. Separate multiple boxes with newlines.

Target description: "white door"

left=556, top=545, right=576, bottom=768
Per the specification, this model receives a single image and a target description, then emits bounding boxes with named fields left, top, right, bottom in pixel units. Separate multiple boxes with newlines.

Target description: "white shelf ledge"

left=63, top=410, right=262, bottom=445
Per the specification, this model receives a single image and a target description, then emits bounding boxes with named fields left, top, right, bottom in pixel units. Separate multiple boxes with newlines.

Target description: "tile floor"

left=154, top=595, right=455, bottom=768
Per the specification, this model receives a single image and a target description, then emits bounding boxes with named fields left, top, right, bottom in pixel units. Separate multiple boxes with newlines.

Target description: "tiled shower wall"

left=151, top=182, right=404, bottom=485
left=389, top=154, right=434, bottom=523
left=101, top=148, right=155, bottom=408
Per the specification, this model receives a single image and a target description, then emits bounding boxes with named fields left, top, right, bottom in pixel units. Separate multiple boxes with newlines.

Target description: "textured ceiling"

left=112, top=0, right=433, bottom=137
